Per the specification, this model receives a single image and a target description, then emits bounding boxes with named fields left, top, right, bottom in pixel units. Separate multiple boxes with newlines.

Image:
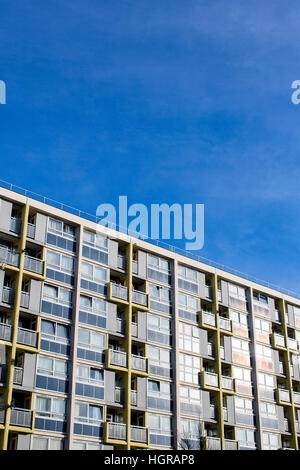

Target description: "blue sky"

left=1, top=0, right=300, bottom=293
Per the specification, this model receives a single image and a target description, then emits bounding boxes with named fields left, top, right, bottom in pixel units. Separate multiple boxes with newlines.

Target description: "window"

left=232, top=366, right=251, bottom=385
left=147, top=314, right=171, bottom=344
left=43, top=284, right=72, bottom=305
left=31, top=436, right=64, bottom=450
left=148, top=380, right=172, bottom=397
left=41, top=320, right=70, bottom=344
left=181, top=419, right=202, bottom=441
left=260, top=402, right=277, bottom=418
left=256, top=344, right=272, bottom=359
left=77, top=328, right=106, bottom=352
left=76, top=365, right=104, bottom=385
left=179, top=322, right=201, bottom=354
left=83, top=230, right=108, bottom=250
left=46, top=249, right=75, bottom=273
left=148, top=283, right=171, bottom=303
left=79, top=295, right=106, bottom=316
left=178, top=265, right=198, bottom=282
left=48, top=218, right=75, bottom=239
left=235, top=397, right=253, bottom=415
left=253, top=292, right=268, bottom=304
left=148, top=413, right=172, bottom=435
left=37, top=356, right=68, bottom=379
left=148, top=346, right=171, bottom=369
left=178, top=293, right=199, bottom=312
left=180, top=386, right=201, bottom=406
left=232, top=338, right=250, bottom=353
left=235, top=428, right=256, bottom=449
left=255, top=318, right=270, bottom=334
left=148, top=254, right=170, bottom=273
left=262, top=432, right=280, bottom=450
left=73, top=441, right=103, bottom=450
left=35, top=395, right=66, bottom=420
left=81, top=261, right=107, bottom=283
left=230, top=310, right=248, bottom=327
left=179, top=353, right=201, bottom=385
left=74, top=402, right=103, bottom=425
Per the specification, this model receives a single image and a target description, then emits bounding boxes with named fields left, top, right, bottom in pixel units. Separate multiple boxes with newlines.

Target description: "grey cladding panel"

left=22, top=353, right=37, bottom=389
left=198, top=272, right=206, bottom=299
left=220, top=280, right=229, bottom=306
left=223, top=335, right=232, bottom=363
left=108, top=240, right=119, bottom=269
left=29, top=280, right=42, bottom=314
left=35, top=213, right=47, bottom=244
left=104, top=370, right=116, bottom=404
left=199, top=328, right=208, bottom=357
left=138, top=251, right=147, bottom=279
left=106, top=302, right=118, bottom=333
left=137, top=311, right=147, bottom=341
left=0, top=198, right=12, bottom=232
left=17, top=434, right=31, bottom=450
left=136, top=376, right=147, bottom=409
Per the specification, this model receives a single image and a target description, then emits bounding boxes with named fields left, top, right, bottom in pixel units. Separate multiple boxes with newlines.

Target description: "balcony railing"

left=0, top=407, right=5, bottom=424
left=205, top=285, right=213, bottom=299
left=10, top=408, right=32, bottom=428
left=0, top=245, right=19, bottom=267
left=205, top=436, right=221, bottom=450
left=224, top=439, right=239, bottom=450
left=278, top=388, right=291, bottom=403
left=132, top=260, right=138, bottom=275
left=27, top=223, right=36, bottom=239
left=219, top=316, right=232, bottom=332
left=107, top=422, right=127, bottom=441
left=115, top=387, right=124, bottom=404
left=20, top=291, right=30, bottom=309
left=130, top=425, right=148, bottom=443
left=0, top=322, right=12, bottom=342
left=10, top=217, right=21, bottom=234
left=220, top=346, right=225, bottom=360
left=273, top=333, right=286, bottom=348
left=223, top=406, right=228, bottom=422
left=203, top=371, right=219, bottom=388
left=131, top=390, right=137, bottom=406
left=202, top=311, right=216, bottom=327
left=17, top=326, right=38, bottom=348
left=288, top=338, right=298, bottom=351
left=0, top=364, right=7, bottom=383
left=110, top=283, right=128, bottom=302
left=293, top=391, right=300, bottom=405
left=2, top=286, right=15, bottom=305
left=131, top=354, right=148, bottom=373
left=209, top=404, right=216, bottom=419
left=109, top=349, right=127, bottom=368
left=221, top=376, right=235, bottom=392
left=13, top=367, right=23, bottom=385
left=131, top=322, right=138, bottom=338
left=207, top=342, right=215, bottom=358
left=116, top=318, right=125, bottom=335
left=132, top=290, right=148, bottom=307
left=23, top=254, right=44, bottom=275
left=117, top=255, right=126, bottom=271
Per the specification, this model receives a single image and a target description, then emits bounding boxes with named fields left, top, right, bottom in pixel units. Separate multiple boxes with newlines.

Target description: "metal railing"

left=132, top=290, right=148, bottom=307
left=202, top=311, right=216, bottom=327
left=219, top=316, right=232, bottom=332
left=0, top=322, right=12, bottom=341
left=13, top=367, right=23, bottom=385
left=203, top=371, right=219, bottom=388
left=222, top=376, right=234, bottom=391
left=273, top=333, right=285, bottom=348
left=131, top=322, right=138, bottom=338
left=116, top=318, right=125, bottom=335
left=17, top=326, right=38, bottom=348
left=0, top=407, right=5, bottom=424
left=205, top=436, right=221, bottom=450
left=278, top=388, right=291, bottom=403
left=0, top=245, right=19, bottom=267
left=288, top=338, right=298, bottom=351
left=131, top=354, right=147, bottom=373
left=27, top=223, right=36, bottom=239
left=293, top=391, right=300, bottom=405
left=117, top=254, right=126, bottom=271
left=1, top=179, right=299, bottom=299
left=207, top=342, right=215, bottom=357
left=209, top=404, right=216, bottom=419
left=115, top=387, right=124, bottom=404
left=2, top=286, right=15, bottom=305
left=131, top=390, right=137, bottom=406
left=107, top=422, right=127, bottom=440
left=109, top=349, right=127, bottom=368
left=10, top=217, right=21, bottom=234
left=132, top=260, right=138, bottom=275
left=24, top=254, right=44, bottom=275
left=224, top=439, right=239, bottom=450
left=130, top=425, right=148, bottom=443
left=110, top=283, right=128, bottom=301
left=20, top=291, right=30, bottom=309
left=10, top=408, right=32, bottom=428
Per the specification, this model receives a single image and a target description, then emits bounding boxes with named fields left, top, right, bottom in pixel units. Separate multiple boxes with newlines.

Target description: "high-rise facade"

left=0, top=183, right=300, bottom=451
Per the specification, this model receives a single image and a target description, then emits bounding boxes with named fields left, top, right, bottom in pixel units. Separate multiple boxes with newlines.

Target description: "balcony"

left=219, top=316, right=232, bottom=333
left=13, top=367, right=23, bottom=385
left=109, top=282, right=128, bottom=302
left=117, top=255, right=126, bottom=271
left=115, top=386, right=125, bottom=404
left=224, top=439, right=239, bottom=450
left=132, top=290, right=148, bottom=308
left=20, top=291, right=30, bottom=309
left=10, top=217, right=21, bottom=234
left=23, top=255, right=44, bottom=275
left=0, top=364, right=7, bottom=383
left=131, top=354, right=148, bottom=374
left=2, top=286, right=15, bottom=305
left=293, top=391, right=300, bottom=405
left=202, top=371, right=219, bottom=389
left=202, top=311, right=216, bottom=328
left=26, top=223, right=36, bottom=239
left=130, top=425, right=148, bottom=444
left=0, top=407, right=5, bottom=424
left=17, top=326, right=38, bottom=348
left=209, top=404, right=217, bottom=419
left=106, top=422, right=127, bottom=441
left=0, top=322, right=12, bottom=342
left=273, top=333, right=286, bottom=349
left=277, top=388, right=291, bottom=404
left=204, top=436, right=221, bottom=450
left=221, top=376, right=235, bottom=392
left=288, top=338, right=298, bottom=352
left=131, top=390, right=137, bottom=406
left=0, top=245, right=19, bottom=267
left=108, top=349, right=127, bottom=369
left=10, top=408, right=32, bottom=428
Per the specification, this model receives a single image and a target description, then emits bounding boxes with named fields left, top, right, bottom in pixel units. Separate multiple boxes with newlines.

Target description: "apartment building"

left=0, top=183, right=300, bottom=451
